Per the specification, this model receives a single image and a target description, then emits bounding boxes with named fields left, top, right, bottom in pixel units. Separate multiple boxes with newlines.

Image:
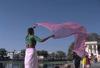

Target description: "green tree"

left=14, top=54, right=19, bottom=59
left=0, top=48, right=7, bottom=57
left=37, top=50, right=48, bottom=57
left=56, top=51, right=66, bottom=57
left=67, top=42, right=74, bottom=61
left=49, top=52, right=56, bottom=57
left=87, top=33, right=99, bottom=41
left=20, top=49, right=25, bottom=57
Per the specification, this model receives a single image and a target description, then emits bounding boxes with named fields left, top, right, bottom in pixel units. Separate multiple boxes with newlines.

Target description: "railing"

left=0, top=60, right=73, bottom=68
left=0, top=60, right=24, bottom=68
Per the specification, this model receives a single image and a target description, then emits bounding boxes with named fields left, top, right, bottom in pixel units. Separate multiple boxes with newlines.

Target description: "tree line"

left=0, top=48, right=67, bottom=61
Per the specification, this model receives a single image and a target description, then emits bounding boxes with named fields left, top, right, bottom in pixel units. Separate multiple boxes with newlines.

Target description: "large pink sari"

left=36, top=22, right=88, bottom=57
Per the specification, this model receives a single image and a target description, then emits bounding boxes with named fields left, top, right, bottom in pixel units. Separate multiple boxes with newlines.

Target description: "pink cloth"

left=36, top=22, right=88, bottom=57
left=37, top=22, right=87, bottom=39
left=24, top=48, right=38, bottom=68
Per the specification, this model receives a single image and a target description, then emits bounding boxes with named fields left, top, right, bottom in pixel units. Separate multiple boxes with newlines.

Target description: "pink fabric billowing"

left=36, top=22, right=88, bottom=57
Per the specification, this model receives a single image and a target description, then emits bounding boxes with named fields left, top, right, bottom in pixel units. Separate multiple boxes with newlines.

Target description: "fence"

left=0, top=60, right=24, bottom=68
left=0, top=60, right=74, bottom=68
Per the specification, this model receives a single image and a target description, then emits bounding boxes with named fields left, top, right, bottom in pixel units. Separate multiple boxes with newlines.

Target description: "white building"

left=7, top=50, right=21, bottom=59
left=85, top=41, right=98, bottom=56
left=85, top=41, right=100, bottom=62
left=7, top=52, right=14, bottom=59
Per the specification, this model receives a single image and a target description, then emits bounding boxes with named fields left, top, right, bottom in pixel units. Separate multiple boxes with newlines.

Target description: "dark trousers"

left=75, top=61, right=80, bottom=68
left=0, top=63, right=3, bottom=68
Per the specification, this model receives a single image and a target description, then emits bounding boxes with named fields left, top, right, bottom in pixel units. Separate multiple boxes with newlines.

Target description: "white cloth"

left=24, top=48, right=38, bottom=68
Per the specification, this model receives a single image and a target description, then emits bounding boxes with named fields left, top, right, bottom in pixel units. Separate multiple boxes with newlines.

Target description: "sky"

left=0, top=0, right=100, bottom=53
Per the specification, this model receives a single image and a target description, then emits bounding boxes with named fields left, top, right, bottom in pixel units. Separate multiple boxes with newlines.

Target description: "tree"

left=87, top=33, right=99, bottom=41
left=56, top=51, right=66, bottom=57
left=0, top=48, right=7, bottom=57
left=49, top=52, right=57, bottom=58
left=37, top=50, right=48, bottom=57
left=13, top=54, right=19, bottom=59
left=20, top=49, right=25, bottom=57
left=15, top=49, right=25, bottom=59
left=67, top=42, right=74, bottom=61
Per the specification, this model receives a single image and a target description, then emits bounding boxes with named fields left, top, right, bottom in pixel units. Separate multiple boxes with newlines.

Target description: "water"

left=4, top=63, right=53, bottom=68
left=0, top=61, right=69, bottom=68
left=3, top=63, right=61, bottom=68
left=0, top=61, right=24, bottom=68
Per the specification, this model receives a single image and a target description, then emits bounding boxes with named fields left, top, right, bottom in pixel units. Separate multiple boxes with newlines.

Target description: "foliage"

left=56, top=51, right=66, bottom=57
left=20, top=49, right=25, bottom=57
left=37, top=50, right=48, bottom=57
left=87, top=33, right=99, bottom=41
left=66, top=42, right=74, bottom=61
left=0, top=48, right=7, bottom=56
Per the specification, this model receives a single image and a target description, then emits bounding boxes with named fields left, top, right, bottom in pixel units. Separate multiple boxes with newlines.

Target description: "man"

left=73, top=52, right=81, bottom=68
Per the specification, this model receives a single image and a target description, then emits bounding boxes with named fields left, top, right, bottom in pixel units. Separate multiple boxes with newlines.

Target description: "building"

left=7, top=50, right=21, bottom=59
left=85, top=41, right=100, bottom=62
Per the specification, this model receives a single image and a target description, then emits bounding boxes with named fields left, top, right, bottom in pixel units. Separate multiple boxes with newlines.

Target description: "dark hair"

left=55, top=66, right=59, bottom=68
left=27, top=27, right=36, bottom=45
left=28, top=27, right=34, bottom=35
